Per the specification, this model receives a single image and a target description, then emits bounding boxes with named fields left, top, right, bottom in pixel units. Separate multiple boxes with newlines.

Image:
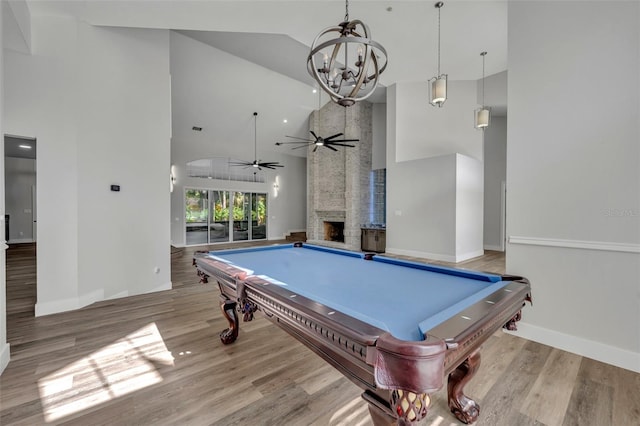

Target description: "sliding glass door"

left=251, top=193, right=267, bottom=240
left=210, top=190, right=230, bottom=243
left=232, top=192, right=250, bottom=241
left=185, top=189, right=267, bottom=245
left=185, top=189, right=209, bottom=245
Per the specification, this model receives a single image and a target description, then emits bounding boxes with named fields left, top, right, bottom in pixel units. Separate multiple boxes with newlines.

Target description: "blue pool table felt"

left=208, top=244, right=507, bottom=341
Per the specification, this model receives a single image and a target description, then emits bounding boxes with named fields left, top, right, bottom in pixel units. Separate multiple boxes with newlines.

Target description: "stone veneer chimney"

left=307, top=101, right=372, bottom=251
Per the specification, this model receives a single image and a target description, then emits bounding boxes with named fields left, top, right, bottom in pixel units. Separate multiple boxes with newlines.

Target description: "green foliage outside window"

left=185, top=189, right=208, bottom=223
left=185, top=189, right=266, bottom=225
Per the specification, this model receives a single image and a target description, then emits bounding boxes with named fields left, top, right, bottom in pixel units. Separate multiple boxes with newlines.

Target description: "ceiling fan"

left=230, top=112, right=284, bottom=170
left=276, top=131, right=359, bottom=152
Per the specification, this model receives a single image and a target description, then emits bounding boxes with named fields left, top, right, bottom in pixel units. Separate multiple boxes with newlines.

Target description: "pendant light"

left=429, top=2, right=447, bottom=107
left=475, top=51, right=491, bottom=130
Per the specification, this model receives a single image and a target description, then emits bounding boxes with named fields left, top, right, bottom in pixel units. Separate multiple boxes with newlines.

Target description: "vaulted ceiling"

left=25, top=0, right=508, bottom=85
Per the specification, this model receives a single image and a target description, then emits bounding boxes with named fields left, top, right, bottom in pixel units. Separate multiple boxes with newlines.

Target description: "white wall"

left=483, top=116, right=507, bottom=250
left=456, top=154, right=484, bottom=259
left=507, top=1, right=640, bottom=372
left=169, top=31, right=313, bottom=246
left=0, top=0, right=10, bottom=376
left=386, top=153, right=457, bottom=260
left=4, top=156, right=35, bottom=243
left=4, top=16, right=172, bottom=316
left=395, top=80, right=483, bottom=162
left=76, top=24, right=171, bottom=302
left=477, top=70, right=507, bottom=114
left=4, top=14, right=80, bottom=316
left=386, top=83, right=484, bottom=262
left=2, top=0, right=30, bottom=54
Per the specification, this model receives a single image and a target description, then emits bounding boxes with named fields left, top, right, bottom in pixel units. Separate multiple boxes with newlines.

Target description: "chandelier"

left=429, top=2, right=447, bottom=107
left=307, top=0, right=388, bottom=107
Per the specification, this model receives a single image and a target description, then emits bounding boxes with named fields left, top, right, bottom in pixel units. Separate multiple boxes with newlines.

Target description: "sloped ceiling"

left=26, top=0, right=508, bottom=83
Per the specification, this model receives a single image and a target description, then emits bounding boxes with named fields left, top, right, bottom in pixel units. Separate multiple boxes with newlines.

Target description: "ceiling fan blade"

left=330, top=139, right=359, bottom=143
left=310, top=130, right=318, bottom=139
left=325, top=145, right=338, bottom=152
left=313, top=146, right=318, bottom=153
left=292, top=144, right=312, bottom=150
left=285, top=136, right=316, bottom=142
left=276, top=140, right=313, bottom=145
left=327, top=142, right=356, bottom=148
left=324, top=133, right=344, bottom=141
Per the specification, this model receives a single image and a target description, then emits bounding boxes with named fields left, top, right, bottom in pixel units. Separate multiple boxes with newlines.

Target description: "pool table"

left=193, top=243, right=531, bottom=425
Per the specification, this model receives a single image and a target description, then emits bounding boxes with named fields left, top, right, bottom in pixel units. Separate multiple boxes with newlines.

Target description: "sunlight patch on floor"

left=329, top=395, right=370, bottom=425
left=38, top=322, right=173, bottom=422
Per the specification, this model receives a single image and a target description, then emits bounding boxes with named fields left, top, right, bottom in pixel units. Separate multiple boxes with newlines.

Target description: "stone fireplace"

left=307, top=101, right=372, bottom=251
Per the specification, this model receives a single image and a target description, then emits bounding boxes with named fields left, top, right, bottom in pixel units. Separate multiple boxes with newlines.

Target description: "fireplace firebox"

left=323, top=221, right=345, bottom=243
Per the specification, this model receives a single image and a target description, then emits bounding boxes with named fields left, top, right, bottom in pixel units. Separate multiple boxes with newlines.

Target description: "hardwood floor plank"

left=295, top=362, right=345, bottom=395
left=475, top=340, right=553, bottom=425
left=2, top=243, right=640, bottom=426
left=465, top=331, right=528, bottom=400
left=520, top=348, right=582, bottom=425
left=562, top=375, right=613, bottom=426
left=577, top=357, right=640, bottom=426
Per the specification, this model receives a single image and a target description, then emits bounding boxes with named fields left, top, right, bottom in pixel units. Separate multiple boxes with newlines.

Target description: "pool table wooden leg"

left=219, top=296, right=239, bottom=344
left=367, top=403, right=396, bottom=426
left=447, top=349, right=481, bottom=424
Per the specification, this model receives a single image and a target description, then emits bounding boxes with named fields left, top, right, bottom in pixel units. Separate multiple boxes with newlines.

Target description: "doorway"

left=4, top=135, right=37, bottom=316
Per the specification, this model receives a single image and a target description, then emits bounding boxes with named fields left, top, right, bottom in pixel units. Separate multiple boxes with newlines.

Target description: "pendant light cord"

left=344, top=0, right=349, bottom=21
left=437, top=5, right=441, bottom=76
left=481, top=52, right=487, bottom=107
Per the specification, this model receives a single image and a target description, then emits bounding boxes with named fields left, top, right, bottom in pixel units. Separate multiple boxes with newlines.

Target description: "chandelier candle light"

left=475, top=51, right=491, bottom=130
left=307, top=0, right=388, bottom=107
left=429, top=2, right=447, bottom=107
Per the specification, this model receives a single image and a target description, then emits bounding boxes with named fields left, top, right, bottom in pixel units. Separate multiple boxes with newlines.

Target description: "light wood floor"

left=2, top=242, right=639, bottom=425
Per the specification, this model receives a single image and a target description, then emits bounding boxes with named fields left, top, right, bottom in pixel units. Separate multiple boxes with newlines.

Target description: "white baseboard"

left=385, top=248, right=485, bottom=263
left=509, top=236, right=640, bottom=254
left=456, top=249, right=485, bottom=262
left=145, top=282, right=172, bottom=294
left=79, top=289, right=105, bottom=309
left=484, top=244, right=504, bottom=252
left=0, top=342, right=10, bottom=375
left=385, top=247, right=457, bottom=263
left=36, top=296, right=81, bottom=317
left=507, top=322, right=640, bottom=374
left=35, top=282, right=172, bottom=317
left=106, top=290, right=129, bottom=300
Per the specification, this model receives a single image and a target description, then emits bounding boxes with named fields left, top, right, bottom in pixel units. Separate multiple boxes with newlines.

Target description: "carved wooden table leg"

left=368, top=404, right=397, bottom=426
left=447, top=350, right=481, bottom=424
left=219, top=297, right=239, bottom=344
